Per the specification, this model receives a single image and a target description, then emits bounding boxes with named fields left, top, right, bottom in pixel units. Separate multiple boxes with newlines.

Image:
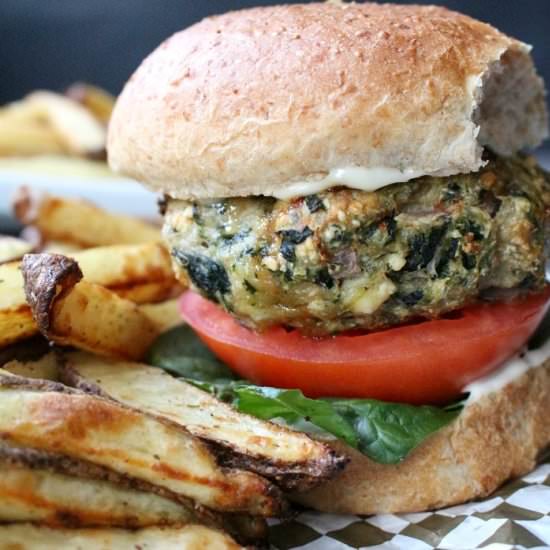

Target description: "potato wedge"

left=3, top=352, right=60, bottom=381
left=0, top=441, right=205, bottom=529
left=41, top=240, right=84, bottom=255
left=61, top=352, right=347, bottom=491
left=0, top=118, right=65, bottom=156
left=47, top=282, right=158, bottom=359
left=139, top=299, right=182, bottom=333
left=114, top=281, right=179, bottom=304
left=0, top=244, right=177, bottom=349
left=22, top=254, right=159, bottom=360
left=0, top=524, right=241, bottom=550
left=0, top=262, right=38, bottom=347
left=25, top=91, right=106, bottom=156
left=13, top=188, right=160, bottom=247
left=73, top=242, right=179, bottom=304
left=0, top=372, right=284, bottom=517
left=65, top=83, right=116, bottom=125
left=0, top=237, right=34, bottom=264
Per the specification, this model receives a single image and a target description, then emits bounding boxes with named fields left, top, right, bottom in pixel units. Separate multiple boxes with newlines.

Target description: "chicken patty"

left=164, top=154, right=550, bottom=335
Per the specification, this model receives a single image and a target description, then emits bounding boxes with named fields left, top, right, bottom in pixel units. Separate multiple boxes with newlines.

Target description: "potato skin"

left=21, top=253, right=83, bottom=333
left=165, top=154, right=550, bottom=335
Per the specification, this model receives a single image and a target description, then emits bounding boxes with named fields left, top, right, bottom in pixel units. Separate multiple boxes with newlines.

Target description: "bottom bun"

left=293, top=359, right=550, bottom=514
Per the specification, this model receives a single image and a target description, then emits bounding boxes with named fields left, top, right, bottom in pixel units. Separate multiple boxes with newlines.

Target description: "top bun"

left=108, top=2, right=548, bottom=200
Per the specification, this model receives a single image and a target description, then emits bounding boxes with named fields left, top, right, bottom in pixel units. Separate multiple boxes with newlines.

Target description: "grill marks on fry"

left=0, top=377, right=284, bottom=517
left=61, top=353, right=346, bottom=492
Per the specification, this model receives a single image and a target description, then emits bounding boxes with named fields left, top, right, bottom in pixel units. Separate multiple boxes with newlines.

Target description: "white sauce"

left=464, top=336, right=550, bottom=404
left=273, top=166, right=425, bottom=199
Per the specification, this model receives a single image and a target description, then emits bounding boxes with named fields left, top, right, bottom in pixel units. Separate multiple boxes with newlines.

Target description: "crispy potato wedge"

left=0, top=441, right=205, bottom=529
left=73, top=242, right=180, bottom=304
left=74, top=243, right=173, bottom=288
left=0, top=524, right=241, bottom=550
left=0, top=372, right=284, bottom=517
left=61, top=352, right=347, bottom=491
left=13, top=188, right=159, bottom=247
left=0, top=237, right=34, bottom=264
left=22, top=254, right=158, bottom=360
left=114, top=281, right=180, bottom=304
left=0, top=262, right=38, bottom=347
left=3, top=352, right=60, bottom=381
left=46, top=282, right=158, bottom=359
left=139, top=299, right=182, bottom=333
left=0, top=244, right=177, bottom=349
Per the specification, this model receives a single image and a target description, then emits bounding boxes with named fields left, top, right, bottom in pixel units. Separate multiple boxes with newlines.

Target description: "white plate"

left=0, top=155, right=159, bottom=226
left=0, top=173, right=158, bottom=221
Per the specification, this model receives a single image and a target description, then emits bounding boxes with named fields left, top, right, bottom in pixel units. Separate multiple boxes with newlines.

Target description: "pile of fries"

left=0, top=189, right=344, bottom=548
left=0, top=84, right=114, bottom=160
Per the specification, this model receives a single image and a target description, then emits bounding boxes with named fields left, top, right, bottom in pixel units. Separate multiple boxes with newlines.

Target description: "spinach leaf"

left=146, top=325, right=236, bottom=383
left=171, top=251, right=230, bottom=301
left=234, top=386, right=358, bottom=448
left=187, top=381, right=460, bottom=464
left=234, top=387, right=459, bottom=464
left=328, top=398, right=459, bottom=463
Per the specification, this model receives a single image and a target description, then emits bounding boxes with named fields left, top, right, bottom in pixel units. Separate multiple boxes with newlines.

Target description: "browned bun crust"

left=293, top=360, right=550, bottom=514
left=108, top=2, right=547, bottom=200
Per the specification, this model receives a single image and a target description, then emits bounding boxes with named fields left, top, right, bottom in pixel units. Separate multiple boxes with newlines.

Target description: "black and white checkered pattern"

left=269, top=462, right=550, bottom=549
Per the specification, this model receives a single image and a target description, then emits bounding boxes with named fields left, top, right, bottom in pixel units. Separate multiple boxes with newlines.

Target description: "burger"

left=107, top=2, right=550, bottom=514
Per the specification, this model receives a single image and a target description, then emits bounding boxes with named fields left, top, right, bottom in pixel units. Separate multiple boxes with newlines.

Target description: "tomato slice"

left=179, top=288, right=550, bottom=405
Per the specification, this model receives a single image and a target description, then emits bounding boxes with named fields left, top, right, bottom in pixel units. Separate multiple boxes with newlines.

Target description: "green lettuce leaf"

left=147, top=325, right=462, bottom=464
left=145, top=325, right=236, bottom=383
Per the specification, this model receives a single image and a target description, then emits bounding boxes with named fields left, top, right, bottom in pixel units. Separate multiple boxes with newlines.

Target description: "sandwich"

left=107, top=2, right=550, bottom=514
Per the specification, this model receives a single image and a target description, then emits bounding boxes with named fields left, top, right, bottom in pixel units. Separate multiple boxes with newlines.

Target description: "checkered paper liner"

left=269, top=458, right=550, bottom=549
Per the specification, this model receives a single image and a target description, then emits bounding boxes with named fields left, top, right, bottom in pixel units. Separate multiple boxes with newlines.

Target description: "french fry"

left=0, top=262, right=37, bottom=347
left=25, top=91, right=106, bottom=156
left=3, top=351, right=60, bottom=381
left=22, top=254, right=159, bottom=360
left=139, top=299, right=182, bottom=333
left=0, top=372, right=284, bottom=517
left=0, top=110, right=65, bottom=156
left=0, top=123, right=65, bottom=157
left=62, top=352, right=346, bottom=492
left=0, top=244, right=178, bottom=350
left=13, top=187, right=160, bottom=247
left=74, top=242, right=177, bottom=301
left=65, top=82, right=116, bottom=125
left=76, top=241, right=181, bottom=304
left=49, top=282, right=158, bottom=359
left=0, top=91, right=106, bottom=158
left=0, top=237, right=34, bottom=264
left=0, top=98, right=45, bottom=124
left=114, top=281, right=180, bottom=304
left=0, top=441, right=206, bottom=529
left=41, top=240, right=84, bottom=255
left=0, top=524, right=242, bottom=550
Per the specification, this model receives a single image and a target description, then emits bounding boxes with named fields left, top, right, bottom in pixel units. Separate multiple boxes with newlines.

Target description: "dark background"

left=2, top=0, right=550, bottom=102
